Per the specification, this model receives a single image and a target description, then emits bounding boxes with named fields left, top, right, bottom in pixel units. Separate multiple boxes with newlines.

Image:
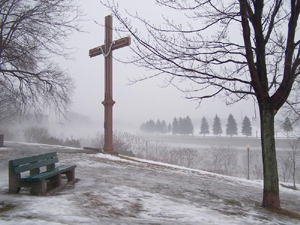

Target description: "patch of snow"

left=95, top=153, right=138, bottom=163
left=5, top=141, right=84, bottom=151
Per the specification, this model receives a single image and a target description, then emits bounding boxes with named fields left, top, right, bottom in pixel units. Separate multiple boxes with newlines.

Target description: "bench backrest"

left=9, top=152, right=58, bottom=174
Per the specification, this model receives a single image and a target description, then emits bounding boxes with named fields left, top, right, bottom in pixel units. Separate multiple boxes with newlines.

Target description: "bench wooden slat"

left=12, top=158, right=58, bottom=174
left=20, top=165, right=76, bottom=182
left=10, top=152, right=57, bottom=166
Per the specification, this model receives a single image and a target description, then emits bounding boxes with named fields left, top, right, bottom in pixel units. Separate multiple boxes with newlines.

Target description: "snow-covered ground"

left=0, top=142, right=300, bottom=224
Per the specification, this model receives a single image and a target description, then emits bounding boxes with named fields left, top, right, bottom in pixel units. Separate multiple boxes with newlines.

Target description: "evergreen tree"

left=180, top=117, right=186, bottom=134
left=212, top=114, right=222, bottom=136
left=242, top=116, right=252, bottom=137
left=168, top=123, right=172, bottom=134
left=200, top=116, right=209, bottom=137
left=172, top=117, right=179, bottom=135
left=178, top=117, right=184, bottom=135
left=185, top=116, right=194, bottom=135
left=140, top=123, right=147, bottom=133
left=282, top=117, right=293, bottom=136
left=181, top=117, right=188, bottom=135
left=226, top=114, right=238, bottom=137
left=156, top=119, right=162, bottom=133
left=161, top=120, right=167, bottom=134
left=147, top=119, right=156, bottom=133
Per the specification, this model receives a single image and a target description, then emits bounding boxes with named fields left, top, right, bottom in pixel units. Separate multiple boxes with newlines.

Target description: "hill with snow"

left=0, top=142, right=299, bottom=224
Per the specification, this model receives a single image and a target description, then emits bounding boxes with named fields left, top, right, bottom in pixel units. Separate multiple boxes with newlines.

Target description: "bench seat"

left=19, top=165, right=76, bottom=182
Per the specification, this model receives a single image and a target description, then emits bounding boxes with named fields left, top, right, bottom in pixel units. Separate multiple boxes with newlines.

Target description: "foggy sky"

left=59, top=0, right=257, bottom=129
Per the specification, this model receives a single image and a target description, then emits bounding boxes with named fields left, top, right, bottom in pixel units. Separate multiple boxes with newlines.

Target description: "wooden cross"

left=89, top=15, right=131, bottom=152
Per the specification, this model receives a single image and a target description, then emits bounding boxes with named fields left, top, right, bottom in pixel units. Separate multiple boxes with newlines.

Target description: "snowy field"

left=0, top=142, right=300, bottom=225
left=145, top=135, right=292, bottom=151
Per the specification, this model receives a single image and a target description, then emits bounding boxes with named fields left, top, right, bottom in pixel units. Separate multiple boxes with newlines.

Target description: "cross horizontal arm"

left=89, top=36, right=131, bottom=58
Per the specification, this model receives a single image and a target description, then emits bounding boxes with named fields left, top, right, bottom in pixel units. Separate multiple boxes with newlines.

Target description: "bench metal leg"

left=30, top=180, right=46, bottom=196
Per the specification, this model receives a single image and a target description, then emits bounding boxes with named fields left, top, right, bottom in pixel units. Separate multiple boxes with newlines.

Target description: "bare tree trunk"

left=292, top=150, right=296, bottom=189
left=259, top=101, right=280, bottom=209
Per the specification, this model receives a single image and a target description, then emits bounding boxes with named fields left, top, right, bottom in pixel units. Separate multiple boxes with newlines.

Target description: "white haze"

left=55, top=0, right=259, bottom=135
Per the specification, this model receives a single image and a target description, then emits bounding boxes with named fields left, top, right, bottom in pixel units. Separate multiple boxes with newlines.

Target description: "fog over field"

left=1, top=0, right=300, bottom=220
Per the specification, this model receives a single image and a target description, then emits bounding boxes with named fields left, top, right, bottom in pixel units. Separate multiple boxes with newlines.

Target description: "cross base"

left=102, top=98, right=115, bottom=153
left=103, top=147, right=114, bottom=152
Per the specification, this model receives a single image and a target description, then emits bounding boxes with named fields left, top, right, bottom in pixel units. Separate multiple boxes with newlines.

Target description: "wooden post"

left=0, top=134, right=4, bottom=147
left=8, top=161, right=21, bottom=194
left=89, top=15, right=131, bottom=153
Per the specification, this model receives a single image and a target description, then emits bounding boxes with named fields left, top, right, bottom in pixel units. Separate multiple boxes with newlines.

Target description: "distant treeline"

left=140, top=116, right=194, bottom=135
left=140, top=114, right=254, bottom=137
left=201, top=114, right=252, bottom=137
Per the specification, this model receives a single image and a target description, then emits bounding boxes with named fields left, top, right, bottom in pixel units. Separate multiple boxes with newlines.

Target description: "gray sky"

left=59, top=0, right=257, bottom=129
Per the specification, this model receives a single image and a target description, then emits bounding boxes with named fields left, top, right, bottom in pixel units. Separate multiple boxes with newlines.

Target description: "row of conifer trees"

left=140, top=114, right=253, bottom=137
left=200, top=114, right=252, bottom=137
left=140, top=116, right=194, bottom=135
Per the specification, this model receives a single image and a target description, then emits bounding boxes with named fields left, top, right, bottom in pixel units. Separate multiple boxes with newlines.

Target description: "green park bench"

left=8, top=152, right=76, bottom=196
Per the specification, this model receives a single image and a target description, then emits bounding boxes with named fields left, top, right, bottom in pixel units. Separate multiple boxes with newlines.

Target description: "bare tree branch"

left=101, top=0, right=300, bottom=209
left=0, top=0, right=83, bottom=122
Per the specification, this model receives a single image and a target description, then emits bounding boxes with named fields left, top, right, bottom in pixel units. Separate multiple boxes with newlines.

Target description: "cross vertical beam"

left=102, top=15, right=114, bottom=152
left=89, top=15, right=131, bottom=153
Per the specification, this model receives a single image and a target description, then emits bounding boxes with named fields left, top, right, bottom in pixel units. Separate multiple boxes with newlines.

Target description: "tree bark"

left=259, top=101, right=280, bottom=209
left=292, top=150, right=296, bottom=189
